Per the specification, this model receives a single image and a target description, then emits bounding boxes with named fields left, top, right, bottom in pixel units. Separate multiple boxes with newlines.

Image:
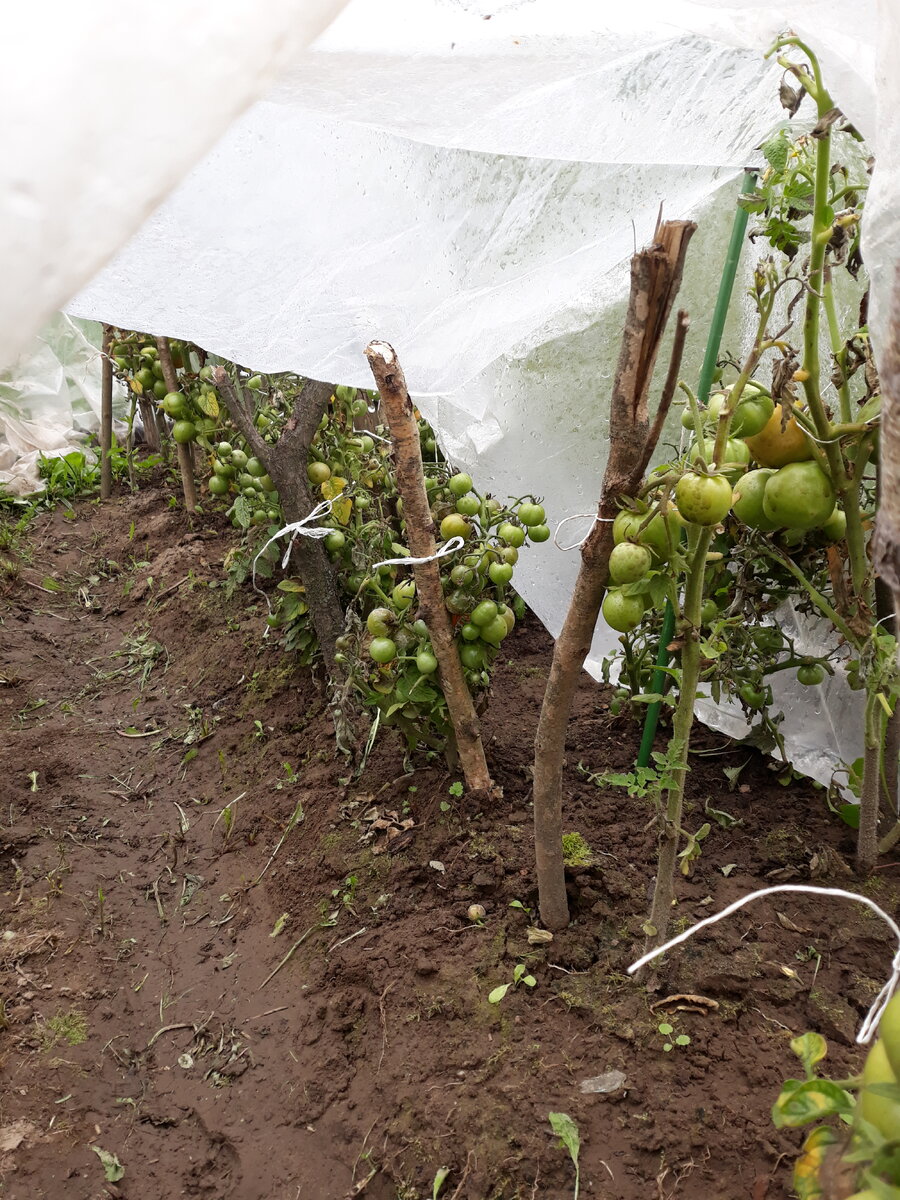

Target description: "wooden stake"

left=532, top=220, right=695, bottom=930
left=156, top=335, right=197, bottom=512
left=365, top=341, right=494, bottom=796
left=100, top=324, right=113, bottom=500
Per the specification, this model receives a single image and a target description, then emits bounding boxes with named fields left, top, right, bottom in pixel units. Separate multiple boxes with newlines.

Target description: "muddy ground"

left=0, top=483, right=897, bottom=1200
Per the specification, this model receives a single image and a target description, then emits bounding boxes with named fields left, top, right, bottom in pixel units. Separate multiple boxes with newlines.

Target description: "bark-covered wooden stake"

left=365, top=340, right=494, bottom=796
left=100, top=324, right=113, bottom=500
left=156, top=335, right=197, bottom=512
left=532, top=220, right=695, bottom=930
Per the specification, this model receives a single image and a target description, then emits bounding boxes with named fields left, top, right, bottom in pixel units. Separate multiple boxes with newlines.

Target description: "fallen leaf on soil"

left=0, top=1121, right=38, bottom=1154
left=649, top=994, right=719, bottom=1014
left=526, top=927, right=553, bottom=945
left=775, top=910, right=810, bottom=934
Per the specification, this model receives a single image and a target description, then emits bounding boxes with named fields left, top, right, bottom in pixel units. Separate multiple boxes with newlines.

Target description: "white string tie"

left=628, top=884, right=900, bottom=1045
left=372, top=536, right=464, bottom=569
left=252, top=497, right=336, bottom=610
left=553, top=513, right=615, bottom=552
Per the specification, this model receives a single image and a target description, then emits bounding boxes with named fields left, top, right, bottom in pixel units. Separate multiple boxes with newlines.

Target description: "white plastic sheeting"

left=0, top=315, right=125, bottom=497
left=2, top=0, right=886, bottom=787
left=0, top=0, right=350, bottom=370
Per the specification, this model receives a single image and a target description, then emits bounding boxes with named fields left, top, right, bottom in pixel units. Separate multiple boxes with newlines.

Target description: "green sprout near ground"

left=561, top=831, right=592, bottom=867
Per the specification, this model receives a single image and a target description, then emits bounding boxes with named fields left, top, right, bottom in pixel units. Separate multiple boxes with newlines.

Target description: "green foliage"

left=548, top=1112, right=581, bottom=1200
left=561, top=831, right=592, bottom=868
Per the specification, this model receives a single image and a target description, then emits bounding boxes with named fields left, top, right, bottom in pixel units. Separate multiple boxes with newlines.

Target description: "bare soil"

left=1, top=484, right=897, bottom=1200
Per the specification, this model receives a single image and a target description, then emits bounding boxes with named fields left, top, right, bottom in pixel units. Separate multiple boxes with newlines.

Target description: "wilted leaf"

left=91, top=1146, right=125, bottom=1182
left=791, top=1032, right=828, bottom=1076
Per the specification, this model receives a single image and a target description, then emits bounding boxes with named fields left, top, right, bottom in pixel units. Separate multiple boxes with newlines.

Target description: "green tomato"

left=416, top=651, right=438, bottom=675
left=246, top=374, right=263, bottom=390
left=450, top=564, right=475, bottom=587
left=456, top=494, right=481, bottom=517
left=518, top=502, right=546, bottom=527
left=208, top=475, right=230, bottom=496
left=751, top=625, right=783, bottom=654
left=153, top=379, right=168, bottom=400
left=528, top=524, right=551, bottom=543
left=471, top=600, right=499, bottom=627
left=161, top=392, right=186, bottom=418
left=308, top=461, right=332, bottom=485
left=797, top=663, right=825, bottom=686
left=460, top=643, right=486, bottom=670
left=445, top=588, right=471, bottom=615
left=172, top=420, right=197, bottom=444
left=366, top=607, right=394, bottom=637
left=352, top=397, right=369, bottom=417
left=612, top=508, right=672, bottom=562
left=674, top=472, right=733, bottom=526
left=440, top=514, right=471, bottom=541
left=488, top=561, right=513, bottom=586
left=216, top=441, right=234, bottom=459
left=500, top=545, right=518, bottom=565
left=479, top=615, right=509, bottom=647
left=859, top=1040, right=900, bottom=1143
left=335, top=385, right=356, bottom=404
left=256, top=474, right=274, bottom=493
left=461, top=622, right=481, bottom=642
left=821, top=506, right=847, bottom=542
left=763, top=462, right=836, bottom=531
left=691, top=437, right=750, bottom=484
left=731, top=394, right=775, bottom=438
left=369, top=637, right=397, bottom=664
left=699, top=599, right=718, bottom=625
left=324, top=531, right=346, bottom=554
left=880, top=992, right=900, bottom=1079
left=732, top=468, right=778, bottom=531
left=608, top=542, right=652, bottom=585
left=230, top=448, right=248, bottom=470
left=601, top=589, right=644, bottom=633
left=392, top=580, right=416, bottom=609
left=448, top=473, right=473, bottom=497
left=498, top=522, right=526, bottom=548
left=738, top=683, right=766, bottom=709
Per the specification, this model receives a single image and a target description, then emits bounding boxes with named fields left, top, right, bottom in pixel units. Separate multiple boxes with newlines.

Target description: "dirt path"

left=0, top=487, right=896, bottom=1199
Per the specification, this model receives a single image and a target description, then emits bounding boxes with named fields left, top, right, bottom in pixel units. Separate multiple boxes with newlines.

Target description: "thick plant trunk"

left=213, top=368, right=349, bottom=685
left=532, top=220, right=696, bottom=930
left=156, top=336, right=197, bottom=512
left=365, top=340, right=495, bottom=796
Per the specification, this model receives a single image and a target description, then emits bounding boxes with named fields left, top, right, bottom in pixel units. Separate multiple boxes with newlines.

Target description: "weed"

left=41, top=1008, right=88, bottom=1050
left=548, top=1112, right=581, bottom=1200
left=488, top=963, right=536, bottom=1004
left=561, top=831, right=592, bottom=867
left=657, top=1022, right=691, bottom=1052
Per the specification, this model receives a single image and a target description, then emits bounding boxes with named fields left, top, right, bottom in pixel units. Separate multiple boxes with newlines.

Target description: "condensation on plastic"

left=0, top=314, right=130, bottom=496
left=0, top=0, right=350, bottom=371
left=61, top=0, right=897, bottom=788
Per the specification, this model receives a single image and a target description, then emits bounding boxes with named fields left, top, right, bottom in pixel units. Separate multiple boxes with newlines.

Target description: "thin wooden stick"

left=156, top=336, right=197, bottom=512
left=365, top=340, right=494, bottom=796
left=100, top=324, right=113, bottom=500
left=532, top=222, right=696, bottom=930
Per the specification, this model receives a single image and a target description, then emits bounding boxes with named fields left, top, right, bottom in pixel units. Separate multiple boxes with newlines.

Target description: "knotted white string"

left=252, top=497, right=336, bottom=609
left=373, top=536, right=464, bottom=569
left=628, top=884, right=900, bottom=1045
left=553, top=513, right=616, bottom=552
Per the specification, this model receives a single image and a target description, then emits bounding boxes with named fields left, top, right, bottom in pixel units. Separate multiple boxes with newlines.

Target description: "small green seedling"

left=448, top=781, right=463, bottom=797
left=432, top=1166, right=450, bottom=1198
left=488, top=962, right=536, bottom=1004
left=548, top=1112, right=581, bottom=1200
left=658, top=1022, right=691, bottom=1052
left=509, top=898, right=534, bottom=920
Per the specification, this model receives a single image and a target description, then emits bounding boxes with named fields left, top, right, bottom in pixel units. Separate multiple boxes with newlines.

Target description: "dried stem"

left=365, top=340, right=494, bottom=796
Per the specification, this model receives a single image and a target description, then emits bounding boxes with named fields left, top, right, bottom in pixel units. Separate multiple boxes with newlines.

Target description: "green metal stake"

left=635, top=168, right=758, bottom=769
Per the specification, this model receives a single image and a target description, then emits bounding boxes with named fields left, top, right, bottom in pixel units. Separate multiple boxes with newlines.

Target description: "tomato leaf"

left=772, top=1079, right=853, bottom=1128
left=488, top=984, right=510, bottom=1004
left=791, top=1032, right=828, bottom=1078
